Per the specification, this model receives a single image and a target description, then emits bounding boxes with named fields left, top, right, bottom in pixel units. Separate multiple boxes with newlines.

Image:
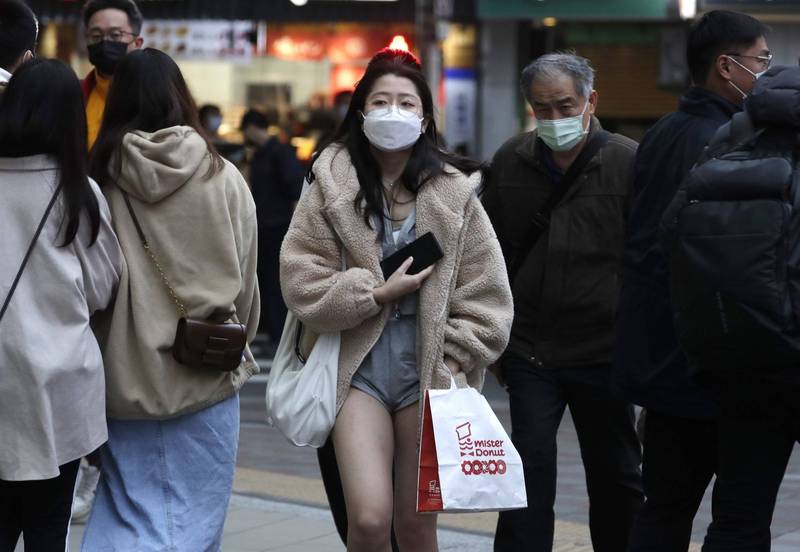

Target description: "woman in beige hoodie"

left=82, top=49, right=259, bottom=551
left=280, top=49, right=513, bottom=551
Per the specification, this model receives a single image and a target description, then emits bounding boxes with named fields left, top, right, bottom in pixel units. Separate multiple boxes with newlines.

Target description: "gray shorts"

left=350, top=315, right=420, bottom=413
left=351, top=366, right=419, bottom=413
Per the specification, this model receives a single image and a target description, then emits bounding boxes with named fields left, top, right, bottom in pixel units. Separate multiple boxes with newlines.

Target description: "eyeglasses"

left=86, top=29, right=137, bottom=45
left=726, top=53, right=773, bottom=70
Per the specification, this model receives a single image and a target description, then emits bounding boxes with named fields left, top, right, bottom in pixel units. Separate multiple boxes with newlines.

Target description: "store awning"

left=477, top=0, right=671, bottom=21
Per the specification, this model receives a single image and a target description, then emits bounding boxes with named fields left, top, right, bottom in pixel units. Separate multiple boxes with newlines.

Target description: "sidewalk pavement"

left=18, top=463, right=800, bottom=551
left=56, top=466, right=582, bottom=551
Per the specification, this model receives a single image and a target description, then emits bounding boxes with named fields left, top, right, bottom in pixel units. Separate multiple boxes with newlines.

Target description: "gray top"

left=356, top=206, right=419, bottom=378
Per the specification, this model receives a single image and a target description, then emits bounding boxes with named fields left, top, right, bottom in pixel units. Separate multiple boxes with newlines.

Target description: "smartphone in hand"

left=380, top=232, right=444, bottom=280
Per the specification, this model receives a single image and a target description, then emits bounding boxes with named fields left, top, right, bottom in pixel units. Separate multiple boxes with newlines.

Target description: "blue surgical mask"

left=535, top=101, right=590, bottom=152
left=206, top=115, right=222, bottom=134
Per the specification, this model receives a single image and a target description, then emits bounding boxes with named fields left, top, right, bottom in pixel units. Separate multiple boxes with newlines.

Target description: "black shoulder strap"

left=509, top=130, right=610, bottom=279
left=0, top=185, right=62, bottom=324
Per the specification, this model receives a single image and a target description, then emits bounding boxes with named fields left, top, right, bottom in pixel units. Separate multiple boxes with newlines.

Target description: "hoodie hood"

left=118, top=126, right=209, bottom=203
left=746, top=66, right=800, bottom=129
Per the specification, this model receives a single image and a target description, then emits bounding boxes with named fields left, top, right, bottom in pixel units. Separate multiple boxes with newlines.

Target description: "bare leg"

left=392, top=401, right=438, bottom=551
left=333, top=389, right=395, bottom=552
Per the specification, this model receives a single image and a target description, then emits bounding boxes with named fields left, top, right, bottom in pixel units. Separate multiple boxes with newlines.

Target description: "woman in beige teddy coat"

left=280, top=48, right=513, bottom=552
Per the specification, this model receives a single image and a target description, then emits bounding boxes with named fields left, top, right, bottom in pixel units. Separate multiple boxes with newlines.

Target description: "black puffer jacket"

left=612, top=87, right=740, bottom=419
left=658, top=67, right=800, bottom=387
left=746, top=66, right=800, bottom=126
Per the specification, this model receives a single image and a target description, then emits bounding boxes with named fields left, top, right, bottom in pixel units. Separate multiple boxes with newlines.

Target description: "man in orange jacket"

left=81, top=0, right=143, bottom=149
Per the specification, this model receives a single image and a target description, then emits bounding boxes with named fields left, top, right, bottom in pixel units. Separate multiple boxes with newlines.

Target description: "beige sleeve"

left=443, top=197, right=514, bottom=374
left=280, top=187, right=382, bottom=333
left=75, top=180, right=122, bottom=314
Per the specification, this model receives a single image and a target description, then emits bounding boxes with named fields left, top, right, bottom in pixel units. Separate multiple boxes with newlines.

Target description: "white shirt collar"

left=0, top=67, right=11, bottom=85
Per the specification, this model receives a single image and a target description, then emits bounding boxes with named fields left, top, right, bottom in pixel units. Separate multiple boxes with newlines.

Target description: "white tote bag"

left=266, top=312, right=340, bottom=448
left=417, top=380, right=527, bottom=513
left=266, top=176, right=343, bottom=448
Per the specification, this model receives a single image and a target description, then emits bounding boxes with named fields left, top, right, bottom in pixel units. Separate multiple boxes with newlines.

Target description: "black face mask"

left=88, top=40, right=128, bottom=76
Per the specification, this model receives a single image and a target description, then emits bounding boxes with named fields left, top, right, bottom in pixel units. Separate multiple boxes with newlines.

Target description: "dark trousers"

left=702, top=377, right=800, bottom=551
left=0, top=459, right=80, bottom=552
left=628, top=411, right=717, bottom=551
left=258, top=224, right=290, bottom=341
left=317, top=438, right=400, bottom=551
left=494, top=357, right=643, bottom=552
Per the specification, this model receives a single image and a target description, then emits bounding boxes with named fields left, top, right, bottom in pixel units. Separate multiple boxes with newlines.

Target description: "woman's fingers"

left=391, top=256, right=414, bottom=279
left=414, top=265, right=435, bottom=285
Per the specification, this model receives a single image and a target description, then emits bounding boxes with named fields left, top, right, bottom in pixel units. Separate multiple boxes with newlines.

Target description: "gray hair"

left=520, top=52, right=595, bottom=104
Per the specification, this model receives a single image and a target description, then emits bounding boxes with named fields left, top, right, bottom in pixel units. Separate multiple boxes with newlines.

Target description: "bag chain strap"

left=121, top=191, right=188, bottom=318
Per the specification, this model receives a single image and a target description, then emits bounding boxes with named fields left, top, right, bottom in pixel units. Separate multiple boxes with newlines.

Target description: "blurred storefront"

left=29, top=0, right=428, bottom=160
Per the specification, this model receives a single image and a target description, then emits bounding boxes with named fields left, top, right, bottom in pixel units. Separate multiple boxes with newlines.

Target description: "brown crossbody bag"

left=122, top=192, right=247, bottom=372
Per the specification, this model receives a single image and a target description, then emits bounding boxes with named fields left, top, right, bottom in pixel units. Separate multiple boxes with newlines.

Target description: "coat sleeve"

left=280, top=186, right=382, bottom=333
left=443, top=196, right=514, bottom=374
left=75, top=181, right=122, bottom=315
left=228, top=167, right=261, bottom=342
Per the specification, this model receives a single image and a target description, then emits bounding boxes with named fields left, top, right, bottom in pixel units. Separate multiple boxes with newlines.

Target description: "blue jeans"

left=82, top=394, right=240, bottom=552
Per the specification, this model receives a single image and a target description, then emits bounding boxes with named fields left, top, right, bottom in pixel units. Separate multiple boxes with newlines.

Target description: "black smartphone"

left=380, top=232, right=444, bottom=280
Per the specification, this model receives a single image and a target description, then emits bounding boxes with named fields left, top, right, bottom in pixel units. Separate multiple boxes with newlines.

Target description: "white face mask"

left=362, top=106, right=423, bottom=152
left=535, top=101, right=590, bottom=152
left=725, top=55, right=766, bottom=100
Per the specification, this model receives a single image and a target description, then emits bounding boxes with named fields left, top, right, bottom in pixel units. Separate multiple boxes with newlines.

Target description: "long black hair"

left=323, top=48, right=484, bottom=234
left=90, top=48, right=223, bottom=187
left=0, top=58, right=99, bottom=246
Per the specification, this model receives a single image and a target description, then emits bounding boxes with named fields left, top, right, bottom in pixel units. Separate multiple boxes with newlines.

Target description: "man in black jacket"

left=485, top=52, right=643, bottom=552
left=613, top=10, right=769, bottom=551
left=241, top=109, right=305, bottom=342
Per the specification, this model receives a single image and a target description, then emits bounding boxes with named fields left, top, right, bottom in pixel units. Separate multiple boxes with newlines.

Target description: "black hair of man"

left=688, top=10, right=768, bottom=86
left=0, top=0, right=38, bottom=73
left=240, top=108, right=271, bottom=131
left=82, top=0, right=143, bottom=36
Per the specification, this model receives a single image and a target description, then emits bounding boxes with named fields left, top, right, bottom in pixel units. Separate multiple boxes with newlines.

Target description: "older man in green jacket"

left=483, top=52, right=643, bottom=552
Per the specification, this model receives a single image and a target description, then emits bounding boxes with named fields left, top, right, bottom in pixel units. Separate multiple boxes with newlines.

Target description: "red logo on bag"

left=454, top=420, right=507, bottom=475
left=456, top=422, right=474, bottom=457
left=461, top=459, right=507, bottom=476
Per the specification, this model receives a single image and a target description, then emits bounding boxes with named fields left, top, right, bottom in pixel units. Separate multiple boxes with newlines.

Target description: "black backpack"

left=661, top=111, right=800, bottom=370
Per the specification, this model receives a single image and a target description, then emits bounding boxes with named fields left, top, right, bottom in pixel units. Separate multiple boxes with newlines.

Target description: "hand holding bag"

left=417, top=377, right=527, bottom=513
left=121, top=192, right=246, bottom=372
